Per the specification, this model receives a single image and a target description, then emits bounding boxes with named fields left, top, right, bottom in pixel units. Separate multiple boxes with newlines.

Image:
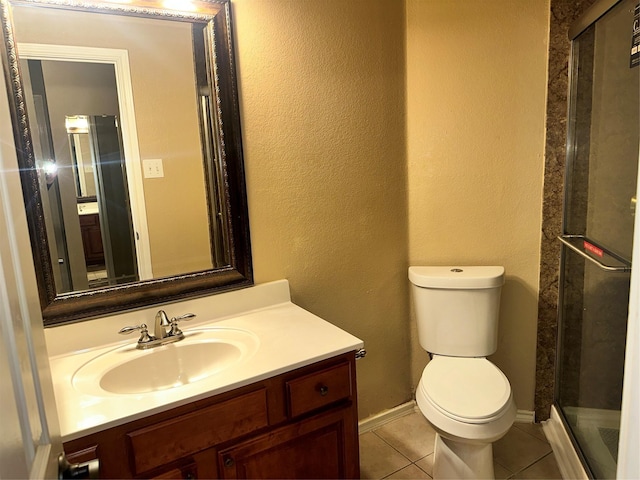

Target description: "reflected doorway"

left=21, top=57, right=144, bottom=292
left=67, top=114, right=138, bottom=288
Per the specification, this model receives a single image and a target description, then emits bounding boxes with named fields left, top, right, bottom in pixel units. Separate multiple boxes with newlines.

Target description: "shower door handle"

left=558, top=236, right=631, bottom=273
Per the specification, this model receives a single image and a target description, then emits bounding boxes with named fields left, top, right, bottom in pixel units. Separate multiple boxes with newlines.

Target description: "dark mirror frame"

left=0, top=0, right=252, bottom=325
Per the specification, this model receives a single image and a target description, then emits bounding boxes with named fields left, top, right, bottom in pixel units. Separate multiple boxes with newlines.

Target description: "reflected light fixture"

left=65, top=115, right=89, bottom=134
left=41, top=159, right=58, bottom=186
left=162, top=0, right=197, bottom=12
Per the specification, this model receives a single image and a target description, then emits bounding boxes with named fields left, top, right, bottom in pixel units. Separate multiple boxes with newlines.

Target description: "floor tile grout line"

left=379, top=458, right=426, bottom=480
left=494, top=458, right=515, bottom=477
left=369, top=430, right=414, bottom=479
left=505, top=450, right=556, bottom=478
left=370, top=450, right=553, bottom=480
left=380, top=465, right=408, bottom=480
left=412, top=459, right=433, bottom=478
left=495, top=425, right=552, bottom=477
left=380, top=460, right=432, bottom=480
left=512, top=423, right=552, bottom=446
left=363, top=419, right=557, bottom=480
left=371, top=429, right=423, bottom=464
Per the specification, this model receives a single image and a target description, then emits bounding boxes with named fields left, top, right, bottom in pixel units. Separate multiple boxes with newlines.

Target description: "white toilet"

left=409, top=266, right=516, bottom=480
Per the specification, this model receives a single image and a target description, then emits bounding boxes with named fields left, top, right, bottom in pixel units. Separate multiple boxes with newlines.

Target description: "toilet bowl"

left=416, top=356, right=516, bottom=479
left=408, top=266, right=516, bottom=479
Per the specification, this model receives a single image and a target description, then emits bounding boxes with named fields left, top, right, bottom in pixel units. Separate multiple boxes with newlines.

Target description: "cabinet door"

left=218, top=408, right=359, bottom=479
left=79, top=213, right=105, bottom=265
left=147, top=462, right=197, bottom=479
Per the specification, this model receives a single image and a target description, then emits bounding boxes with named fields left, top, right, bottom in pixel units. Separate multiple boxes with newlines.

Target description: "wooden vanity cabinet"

left=63, top=352, right=360, bottom=479
left=78, top=213, right=105, bottom=266
left=217, top=407, right=354, bottom=479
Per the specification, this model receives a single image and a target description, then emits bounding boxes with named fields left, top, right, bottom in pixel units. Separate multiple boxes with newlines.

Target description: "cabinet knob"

left=319, top=385, right=329, bottom=396
left=224, top=457, right=235, bottom=468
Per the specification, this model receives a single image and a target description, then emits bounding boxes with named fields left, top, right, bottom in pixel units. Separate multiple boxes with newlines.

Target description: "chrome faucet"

left=118, top=310, right=197, bottom=349
left=154, top=310, right=171, bottom=340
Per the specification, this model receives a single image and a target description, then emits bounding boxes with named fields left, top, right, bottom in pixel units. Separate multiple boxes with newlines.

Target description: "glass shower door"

left=557, top=0, right=638, bottom=478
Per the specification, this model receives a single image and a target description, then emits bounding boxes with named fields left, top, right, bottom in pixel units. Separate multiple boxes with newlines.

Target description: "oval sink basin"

left=72, top=327, right=259, bottom=396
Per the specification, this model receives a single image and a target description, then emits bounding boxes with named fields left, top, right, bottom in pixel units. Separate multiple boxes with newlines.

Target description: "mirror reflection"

left=16, top=8, right=221, bottom=293
left=68, top=113, right=138, bottom=291
left=0, top=0, right=252, bottom=324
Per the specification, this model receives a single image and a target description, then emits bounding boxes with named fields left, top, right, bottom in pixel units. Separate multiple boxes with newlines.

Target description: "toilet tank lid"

left=408, top=266, right=504, bottom=289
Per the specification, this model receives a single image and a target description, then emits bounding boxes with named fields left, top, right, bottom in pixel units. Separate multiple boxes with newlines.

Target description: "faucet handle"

left=173, top=313, right=196, bottom=322
left=168, top=313, right=196, bottom=337
left=118, top=323, right=153, bottom=343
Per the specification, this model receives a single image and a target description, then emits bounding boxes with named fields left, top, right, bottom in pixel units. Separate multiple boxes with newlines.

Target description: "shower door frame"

left=555, top=0, right=639, bottom=477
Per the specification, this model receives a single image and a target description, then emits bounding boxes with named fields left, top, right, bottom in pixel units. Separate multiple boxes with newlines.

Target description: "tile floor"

left=360, top=411, right=563, bottom=479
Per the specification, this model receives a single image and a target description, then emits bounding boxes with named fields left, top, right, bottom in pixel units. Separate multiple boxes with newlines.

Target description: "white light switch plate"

left=143, top=158, right=164, bottom=178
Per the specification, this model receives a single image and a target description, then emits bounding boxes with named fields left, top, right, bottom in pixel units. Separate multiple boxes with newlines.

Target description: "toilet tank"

left=408, top=266, right=504, bottom=357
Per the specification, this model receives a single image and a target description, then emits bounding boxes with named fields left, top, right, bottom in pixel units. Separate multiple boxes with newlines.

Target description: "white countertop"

left=45, top=280, right=363, bottom=441
left=76, top=202, right=99, bottom=216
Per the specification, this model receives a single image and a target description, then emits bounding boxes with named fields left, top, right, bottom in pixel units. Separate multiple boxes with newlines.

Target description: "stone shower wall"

left=535, top=0, right=598, bottom=421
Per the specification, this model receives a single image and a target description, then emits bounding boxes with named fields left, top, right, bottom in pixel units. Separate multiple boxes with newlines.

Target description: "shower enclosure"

left=556, top=0, right=638, bottom=478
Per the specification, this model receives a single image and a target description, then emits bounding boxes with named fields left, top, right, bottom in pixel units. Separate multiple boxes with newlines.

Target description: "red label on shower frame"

left=583, top=240, right=604, bottom=257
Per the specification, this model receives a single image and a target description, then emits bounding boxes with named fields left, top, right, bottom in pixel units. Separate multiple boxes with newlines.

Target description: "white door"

left=0, top=69, right=63, bottom=478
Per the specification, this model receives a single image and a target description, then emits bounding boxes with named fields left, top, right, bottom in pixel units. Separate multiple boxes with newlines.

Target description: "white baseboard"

left=542, top=405, right=588, bottom=480
left=358, top=401, right=418, bottom=433
left=359, top=401, right=536, bottom=433
left=515, top=409, right=535, bottom=423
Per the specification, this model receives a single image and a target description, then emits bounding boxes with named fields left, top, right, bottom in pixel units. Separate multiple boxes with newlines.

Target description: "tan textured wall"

left=406, top=0, right=549, bottom=410
left=5, top=0, right=552, bottom=419
left=232, top=0, right=410, bottom=419
left=12, top=7, right=211, bottom=278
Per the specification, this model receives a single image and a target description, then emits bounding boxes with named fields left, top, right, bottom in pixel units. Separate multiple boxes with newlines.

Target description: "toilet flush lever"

left=355, top=348, right=367, bottom=359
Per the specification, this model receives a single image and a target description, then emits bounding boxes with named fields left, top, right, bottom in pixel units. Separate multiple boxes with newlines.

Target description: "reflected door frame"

left=18, top=43, right=153, bottom=280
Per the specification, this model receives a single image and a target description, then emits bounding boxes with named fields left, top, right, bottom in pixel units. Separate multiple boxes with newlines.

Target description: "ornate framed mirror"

left=0, top=0, right=252, bottom=325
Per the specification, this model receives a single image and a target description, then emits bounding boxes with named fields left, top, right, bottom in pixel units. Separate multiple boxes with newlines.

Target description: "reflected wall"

left=14, top=6, right=212, bottom=279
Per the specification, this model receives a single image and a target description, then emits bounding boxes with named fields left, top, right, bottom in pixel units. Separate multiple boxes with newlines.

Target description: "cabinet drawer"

left=286, top=361, right=352, bottom=418
left=127, top=389, right=268, bottom=475
left=66, top=444, right=98, bottom=464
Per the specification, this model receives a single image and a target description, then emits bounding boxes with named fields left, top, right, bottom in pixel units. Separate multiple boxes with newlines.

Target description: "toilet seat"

left=420, top=356, right=512, bottom=424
